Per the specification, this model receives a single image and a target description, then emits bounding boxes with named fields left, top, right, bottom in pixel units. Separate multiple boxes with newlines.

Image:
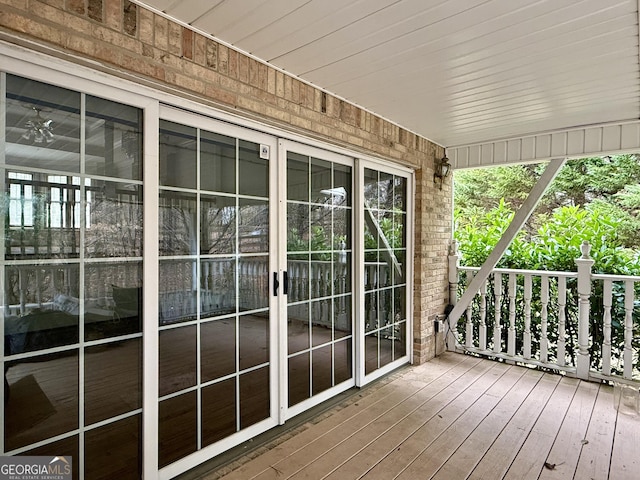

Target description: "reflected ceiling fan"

left=21, top=105, right=54, bottom=144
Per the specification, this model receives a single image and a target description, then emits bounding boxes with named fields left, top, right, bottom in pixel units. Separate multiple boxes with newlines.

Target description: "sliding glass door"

left=281, top=141, right=355, bottom=418
left=156, top=107, right=278, bottom=472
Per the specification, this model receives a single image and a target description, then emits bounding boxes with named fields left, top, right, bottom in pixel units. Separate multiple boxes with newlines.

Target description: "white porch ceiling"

left=136, top=0, right=640, bottom=161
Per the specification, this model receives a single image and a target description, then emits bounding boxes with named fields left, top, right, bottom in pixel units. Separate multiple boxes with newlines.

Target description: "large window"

left=2, top=73, right=143, bottom=479
left=363, top=167, right=409, bottom=376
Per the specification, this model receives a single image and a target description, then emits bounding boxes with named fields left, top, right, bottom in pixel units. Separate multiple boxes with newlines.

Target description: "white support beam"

left=450, top=120, right=640, bottom=169
left=447, top=157, right=566, bottom=326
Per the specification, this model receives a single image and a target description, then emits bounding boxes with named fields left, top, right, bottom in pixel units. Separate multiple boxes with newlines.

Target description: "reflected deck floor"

left=191, top=352, right=639, bottom=480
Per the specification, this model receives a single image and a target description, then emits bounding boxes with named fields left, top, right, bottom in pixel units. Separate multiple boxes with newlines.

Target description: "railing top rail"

left=592, top=273, right=640, bottom=282
left=458, top=265, right=578, bottom=278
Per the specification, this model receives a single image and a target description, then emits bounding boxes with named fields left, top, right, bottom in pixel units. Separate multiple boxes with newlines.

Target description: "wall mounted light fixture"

left=434, top=153, right=451, bottom=190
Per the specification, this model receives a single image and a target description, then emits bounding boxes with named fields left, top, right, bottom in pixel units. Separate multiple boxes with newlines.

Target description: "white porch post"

left=447, top=241, right=460, bottom=351
left=575, top=241, right=594, bottom=380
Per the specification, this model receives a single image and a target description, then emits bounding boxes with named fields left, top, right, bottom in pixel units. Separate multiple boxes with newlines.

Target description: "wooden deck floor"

left=197, top=352, right=640, bottom=480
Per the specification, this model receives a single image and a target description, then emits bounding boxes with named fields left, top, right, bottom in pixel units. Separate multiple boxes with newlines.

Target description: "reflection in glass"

left=334, top=252, right=351, bottom=296
left=394, top=176, right=407, bottom=210
left=238, top=198, right=268, bottom=253
left=5, top=173, right=84, bottom=259
left=287, top=152, right=309, bottom=202
left=288, top=352, right=310, bottom=407
left=85, top=181, right=142, bottom=257
left=334, top=338, right=352, bottom=384
left=239, top=313, right=269, bottom=370
left=380, top=327, right=394, bottom=367
left=287, top=203, right=309, bottom=254
left=239, top=257, right=269, bottom=311
left=85, top=415, right=141, bottom=480
left=84, top=262, right=142, bottom=340
left=365, top=292, right=378, bottom=333
left=362, top=167, right=408, bottom=377
left=239, top=366, right=269, bottom=429
left=364, top=168, right=378, bottom=208
left=288, top=303, right=309, bottom=354
left=312, top=345, right=332, bottom=395
left=159, top=260, right=197, bottom=324
left=201, top=130, right=236, bottom=193
left=85, top=339, right=141, bottom=425
left=159, top=325, right=196, bottom=396
left=311, top=158, right=331, bottom=203
left=85, top=95, right=142, bottom=180
left=24, top=435, right=79, bottom=479
left=394, top=321, right=407, bottom=360
left=5, top=264, right=80, bottom=355
left=365, top=333, right=378, bottom=375
left=393, top=250, right=406, bottom=285
left=201, top=319, right=235, bottom=382
left=287, top=254, right=309, bottom=302
left=202, top=379, right=236, bottom=446
left=5, top=353, right=79, bottom=451
left=159, top=120, right=196, bottom=189
left=334, top=163, right=352, bottom=207
left=159, top=392, right=197, bottom=468
left=159, top=191, right=197, bottom=256
left=394, top=286, right=407, bottom=323
left=6, top=74, right=80, bottom=172
left=311, top=299, right=332, bottom=347
left=334, top=295, right=352, bottom=338
left=200, top=258, right=236, bottom=318
left=310, top=206, right=331, bottom=257
left=200, top=195, right=236, bottom=254
left=238, top=140, right=268, bottom=197
left=379, top=172, right=394, bottom=210
left=333, top=207, right=350, bottom=250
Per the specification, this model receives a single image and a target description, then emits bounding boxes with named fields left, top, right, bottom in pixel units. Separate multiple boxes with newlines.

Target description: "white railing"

left=449, top=241, right=640, bottom=384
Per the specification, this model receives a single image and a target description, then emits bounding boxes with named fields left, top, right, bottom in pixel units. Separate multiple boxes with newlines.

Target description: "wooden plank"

left=538, top=380, right=599, bottom=480
left=503, top=377, right=580, bottom=479
left=219, top=353, right=480, bottom=480
left=256, top=359, right=497, bottom=479
left=430, top=369, right=544, bottom=480
left=389, top=365, right=528, bottom=480
left=609, top=401, right=640, bottom=479
left=323, top=362, right=517, bottom=479
left=467, top=373, right=561, bottom=480
left=573, top=385, right=617, bottom=480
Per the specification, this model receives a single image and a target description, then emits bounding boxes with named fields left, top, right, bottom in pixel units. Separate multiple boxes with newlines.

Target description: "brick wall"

left=0, top=0, right=451, bottom=363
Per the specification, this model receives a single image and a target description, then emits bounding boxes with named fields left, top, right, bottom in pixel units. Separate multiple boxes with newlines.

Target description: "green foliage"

left=453, top=155, right=640, bottom=378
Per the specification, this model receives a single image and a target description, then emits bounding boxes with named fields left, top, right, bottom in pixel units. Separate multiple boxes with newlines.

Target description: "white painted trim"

left=142, top=99, right=161, bottom=479
left=158, top=417, right=279, bottom=480
left=360, top=357, right=409, bottom=386
left=450, top=120, right=640, bottom=169
left=277, top=139, right=357, bottom=421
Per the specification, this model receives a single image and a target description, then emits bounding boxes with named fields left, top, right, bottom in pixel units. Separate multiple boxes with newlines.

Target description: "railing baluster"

left=479, top=278, right=487, bottom=351
left=624, top=280, right=634, bottom=380
left=540, top=275, right=549, bottom=364
left=557, top=276, right=567, bottom=366
left=465, top=271, right=474, bottom=349
left=602, top=279, right=612, bottom=376
left=493, top=272, right=502, bottom=354
left=508, top=273, right=516, bottom=357
left=523, top=274, right=532, bottom=359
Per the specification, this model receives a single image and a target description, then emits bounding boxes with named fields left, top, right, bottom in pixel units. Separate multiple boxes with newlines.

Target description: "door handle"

left=273, top=272, right=279, bottom=296
left=283, top=270, right=288, bottom=295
